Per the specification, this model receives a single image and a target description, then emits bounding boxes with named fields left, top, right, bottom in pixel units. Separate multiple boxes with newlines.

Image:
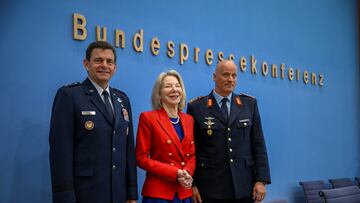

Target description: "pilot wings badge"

left=204, top=117, right=215, bottom=136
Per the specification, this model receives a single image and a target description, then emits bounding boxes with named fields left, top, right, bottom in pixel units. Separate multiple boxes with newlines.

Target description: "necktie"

left=102, top=90, right=114, bottom=123
left=221, top=98, right=229, bottom=121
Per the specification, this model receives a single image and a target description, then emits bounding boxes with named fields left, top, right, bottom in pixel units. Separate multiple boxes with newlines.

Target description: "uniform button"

left=181, top=162, right=185, bottom=166
left=168, top=152, right=173, bottom=156
left=166, top=140, right=172, bottom=144
left=229, top=148, right=233, bottom=152
left=201, top=163, right=205, bottom=167
left=170, top=163, right=175, bottom=166
left=112, top=165, right=116, bottom=170
left=230, top=159, right=233, bottom=163
left=113, top=147, right=116, bottom=152
left=227, top=128, right=231, bottom=131
left=186, top=153, right=190, bottom=157
left=244, top=122, right=248, bottom=126
left=113, top=130, right=116, bottom=135
left=191, top=141, right=194, bottom=144
left=228, top=137, right=232, bottom=141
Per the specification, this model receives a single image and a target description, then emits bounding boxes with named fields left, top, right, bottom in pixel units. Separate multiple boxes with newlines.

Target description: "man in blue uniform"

left=187, top=60, right=271, bottom=203
left=49, top=41, right=138, bottom=203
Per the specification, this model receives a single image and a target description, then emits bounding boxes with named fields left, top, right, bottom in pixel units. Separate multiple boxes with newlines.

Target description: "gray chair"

left=319, top=185, right=360, bottom=203
left=329, top=178, right=356, bottom=188
left=300, top=180, right=326, bottom=203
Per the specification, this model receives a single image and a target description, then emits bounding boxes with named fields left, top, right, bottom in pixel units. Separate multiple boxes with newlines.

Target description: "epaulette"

left=239, top=92, right=256, bottom=99
left=189, top=96, right=206, bottom=104
left=63, top=82, right=81, bottom=87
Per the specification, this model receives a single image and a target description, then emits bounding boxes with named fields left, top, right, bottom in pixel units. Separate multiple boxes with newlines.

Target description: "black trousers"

left=202, top=196, right=254, bottom=203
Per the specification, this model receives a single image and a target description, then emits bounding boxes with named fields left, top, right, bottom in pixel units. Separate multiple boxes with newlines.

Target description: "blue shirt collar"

left=212, top=90, right=232, bottom=106
left=88, top=77, right=110, bottom=98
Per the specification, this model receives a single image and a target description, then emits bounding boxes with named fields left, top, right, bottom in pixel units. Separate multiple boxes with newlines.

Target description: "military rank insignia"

left=122, top=108, right=129, bottom=122
left=117, top=97, right=122, bottom=103
left=204, top=117, right=215, bottom=136
left=207, top=98, right=213, bottom=108
left=84, top=121, right=94, bottom=130
left=236, top=96, right=243, bottom=107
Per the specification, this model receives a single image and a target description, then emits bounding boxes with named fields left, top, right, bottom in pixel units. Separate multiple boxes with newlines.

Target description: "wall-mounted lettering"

left=72, top=13, right=325, bottom=87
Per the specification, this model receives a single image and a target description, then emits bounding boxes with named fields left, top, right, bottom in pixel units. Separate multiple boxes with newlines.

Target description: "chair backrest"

left=300, top=180, right=326, bottom=203
left=319, top=185, right=360, bottom=203
left=329, top=178, right=355, bottom=188
left=355, top=177, right=360, bottom=186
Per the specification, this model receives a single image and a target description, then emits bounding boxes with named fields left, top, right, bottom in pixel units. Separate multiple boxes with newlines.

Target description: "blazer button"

left=230, top=159, right=234, bottom=163
left=181, top=162, right=185, bottom=166
left=170, top=163, right=175, bottom=166
left=191, top=141, right=194, bottom=144
left=228, top=137, right=232, bottom=142
left=112, top=165, right=116, bottom=170
left=186, top=153, right=190, bottom=157
left=168, top=152, right=173, bottom=156
left=166, top=140, right=172, bottom=144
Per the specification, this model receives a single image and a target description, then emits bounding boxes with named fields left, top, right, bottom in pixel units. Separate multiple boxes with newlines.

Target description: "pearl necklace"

left=170, top=117, right=180, bottom=125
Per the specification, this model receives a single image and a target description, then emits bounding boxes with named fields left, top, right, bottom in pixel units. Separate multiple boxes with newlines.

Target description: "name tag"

left=81, top=111, right=96, bottom=116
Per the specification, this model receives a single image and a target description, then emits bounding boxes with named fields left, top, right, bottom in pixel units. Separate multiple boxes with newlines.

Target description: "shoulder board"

left=189, top=95, right=206, bottom=103
left=239, top=92, right=256, bottom=99
left=63, top=82, right=81, bottom=87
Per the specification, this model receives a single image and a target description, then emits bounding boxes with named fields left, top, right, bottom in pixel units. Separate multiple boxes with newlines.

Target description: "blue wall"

left=0, top=0, right=359, bottom=202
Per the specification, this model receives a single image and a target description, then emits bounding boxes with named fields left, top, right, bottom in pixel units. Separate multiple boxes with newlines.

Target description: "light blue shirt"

left=212, top=90, right=232, bottom=116
left=88, top=77, right=114, bottom=112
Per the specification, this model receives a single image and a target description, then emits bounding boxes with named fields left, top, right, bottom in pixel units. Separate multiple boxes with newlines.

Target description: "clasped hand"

left=177, top=169, right=192, bottom=189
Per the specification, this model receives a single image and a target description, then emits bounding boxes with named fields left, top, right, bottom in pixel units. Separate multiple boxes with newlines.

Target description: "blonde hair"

left=151, top=70, right=187, bottom=110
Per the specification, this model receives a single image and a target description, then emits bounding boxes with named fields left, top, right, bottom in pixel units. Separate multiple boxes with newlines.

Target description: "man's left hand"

left=252, top=182, right=266, bottom=202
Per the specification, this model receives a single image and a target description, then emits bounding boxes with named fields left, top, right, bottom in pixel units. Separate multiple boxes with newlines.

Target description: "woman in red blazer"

left=136, top=70, right=195, bottom=203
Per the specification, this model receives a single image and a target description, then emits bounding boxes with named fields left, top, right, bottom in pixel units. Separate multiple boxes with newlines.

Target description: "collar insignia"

left=236, top=96, right=243, bottom=107
left=207, top=98, right=213, bottom=108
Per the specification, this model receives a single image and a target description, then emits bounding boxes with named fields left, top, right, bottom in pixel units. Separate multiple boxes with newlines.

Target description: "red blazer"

left=136, top=108, right=195, bottom=200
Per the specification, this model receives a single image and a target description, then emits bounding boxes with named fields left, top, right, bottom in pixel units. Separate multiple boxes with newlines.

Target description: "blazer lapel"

left=83, top=78, right=114, bottom=125
left=179, top=112, right=191, bottom=149
left=110, top=88, right=125, bottom=127
left=157, top=109, right=185, bottom=158
left=228, top=93, right=244, bottom=126
left=207, top=93, right=227, bottom=125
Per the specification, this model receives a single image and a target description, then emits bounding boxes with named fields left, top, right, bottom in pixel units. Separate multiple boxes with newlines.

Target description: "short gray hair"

left=151, top=70, right=187, bottom=110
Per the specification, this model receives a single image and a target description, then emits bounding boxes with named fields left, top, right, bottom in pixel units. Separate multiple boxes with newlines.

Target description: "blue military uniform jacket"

left=187, top=91, right=271, bottom=199
left=49, top=78, right=138, bottom=203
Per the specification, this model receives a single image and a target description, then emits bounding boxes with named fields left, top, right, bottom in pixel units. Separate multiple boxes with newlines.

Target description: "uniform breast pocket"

left=79, top=110, right=98, bottom=132
left=116, top=121, right=129, bottom=136
left=200, top=120, right=221, bottom=137
left=237, top=118, right=252, bottom=139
